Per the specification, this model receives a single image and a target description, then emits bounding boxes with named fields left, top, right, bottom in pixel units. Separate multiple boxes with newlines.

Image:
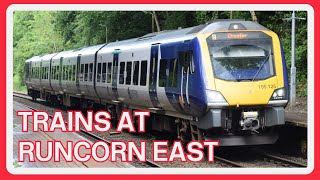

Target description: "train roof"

left=26, top=20, right=270, bottom=61
left=25, top=52, right=58, bottom=63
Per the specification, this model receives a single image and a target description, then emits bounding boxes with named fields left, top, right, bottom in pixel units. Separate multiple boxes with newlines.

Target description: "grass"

left=13, top=160, right=22, bottom=168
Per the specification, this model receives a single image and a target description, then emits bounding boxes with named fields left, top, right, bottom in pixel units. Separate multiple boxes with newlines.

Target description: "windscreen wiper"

left=251, top=53, right=271, bottom=81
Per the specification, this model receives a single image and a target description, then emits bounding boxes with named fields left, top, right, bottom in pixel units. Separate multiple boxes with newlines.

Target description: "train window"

left=62, top=66, right=65, bottom=80
left=159, top=59, right=167, bottom=87
left=140, top=60, right=147, bottom=86
left=97, top=63, right=102, bottom=82
left=57, top=66, right=60, bottom=80
left=54, top=66, right=57, bottom=80
left=133, top=61, right=139, bottom=85
left=65, top=65, right=68, bottom=80
left=102, top=63, right=106, bottom=83
left=126, top=61, right=132, bottom=85
left=107, top=62, right=112, bottom=83
left=169, top=59, right=178, bottom=87
left=43, top=67, right=45, bottom=79
left=52, top=66, right=55, bottom=80
left=89, top=63, right=93, bottom=82
left=80, top=64, right=84, bottom=81
left=68, top=65, right=71, bottom=81
left=43, top=67, right=46, bottom=79
left=70, top=65, right=72, bottom=81
left=73, top=65, right=76, bottom=81
left=45, top=67, right=47, bottom=79
left=41, top=67, right=43, bottom=79
left=85, top=64, right=88, bottom=81
left=66, top=65, right=69, bottom=80
left=119, top=62, right=125, bottom=84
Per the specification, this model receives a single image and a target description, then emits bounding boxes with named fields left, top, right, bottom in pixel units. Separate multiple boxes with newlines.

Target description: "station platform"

left=12, top=101, right=133, bottom=168
left=285, top=111, right=307, bottom=128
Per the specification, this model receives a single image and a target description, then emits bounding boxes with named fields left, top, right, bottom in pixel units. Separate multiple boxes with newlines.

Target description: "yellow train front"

left=196, top=21, right=289, bottom=146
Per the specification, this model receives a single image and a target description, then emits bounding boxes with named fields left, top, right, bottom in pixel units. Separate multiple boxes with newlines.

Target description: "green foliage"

left=13, top=11, right=308, bottom=97
left=13, top=160, right=22, bottom=168
left=13, top=11, right=64, bottom=91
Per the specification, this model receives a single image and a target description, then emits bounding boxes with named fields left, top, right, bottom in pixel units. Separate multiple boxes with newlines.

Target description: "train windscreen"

left=207, top=32, right=275, bottom=81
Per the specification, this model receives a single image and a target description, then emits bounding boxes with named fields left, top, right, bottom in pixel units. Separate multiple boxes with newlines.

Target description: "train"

left=24, top=20, right=289, bottom=146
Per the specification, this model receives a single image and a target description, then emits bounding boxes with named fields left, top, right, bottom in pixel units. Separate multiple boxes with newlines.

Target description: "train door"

left=112, top=53, right=119, bottom=100
left=179, top=51, right=194, bottom=107
left=149, top=44, right=161, bottom=108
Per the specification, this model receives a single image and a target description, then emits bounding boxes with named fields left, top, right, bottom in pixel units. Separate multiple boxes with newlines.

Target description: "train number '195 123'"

left=258, top=84, right=276, bottom=89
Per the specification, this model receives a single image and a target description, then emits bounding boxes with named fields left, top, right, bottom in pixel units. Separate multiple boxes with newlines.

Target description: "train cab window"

left=169, top=59, right=178, bottom=87
left=126, top=61, right=132, bottom=85
left=107, top=62, right=112, bottom=83
left=159, top=59, right=167, bottom=87
left=89, top=63, right=93, bottom=81
left=97, top=63, right=102, bottom=82
left=133, top=61, right=139, bottom=85
left=119, top=62, right=125, bottom=84
left=102, top=63, right=106, bottom=83
left=140, top=60, right=147, bottom=86
left=85, top=64, right=88, bottom=81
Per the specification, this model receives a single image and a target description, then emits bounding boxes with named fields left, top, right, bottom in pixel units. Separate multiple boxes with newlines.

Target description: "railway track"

left=13, top=94, right=161, bottom=168
left=13, top=92, right=307, bottom=168
left=255, top=151, right=307, bottom=167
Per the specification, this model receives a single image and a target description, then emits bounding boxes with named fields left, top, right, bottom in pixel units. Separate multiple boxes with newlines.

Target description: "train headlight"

left=206, top=90, right=229, bottom=107
left=268, top=87, right=288, bottom=106
left=270, top=87, right=287, bottom=100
